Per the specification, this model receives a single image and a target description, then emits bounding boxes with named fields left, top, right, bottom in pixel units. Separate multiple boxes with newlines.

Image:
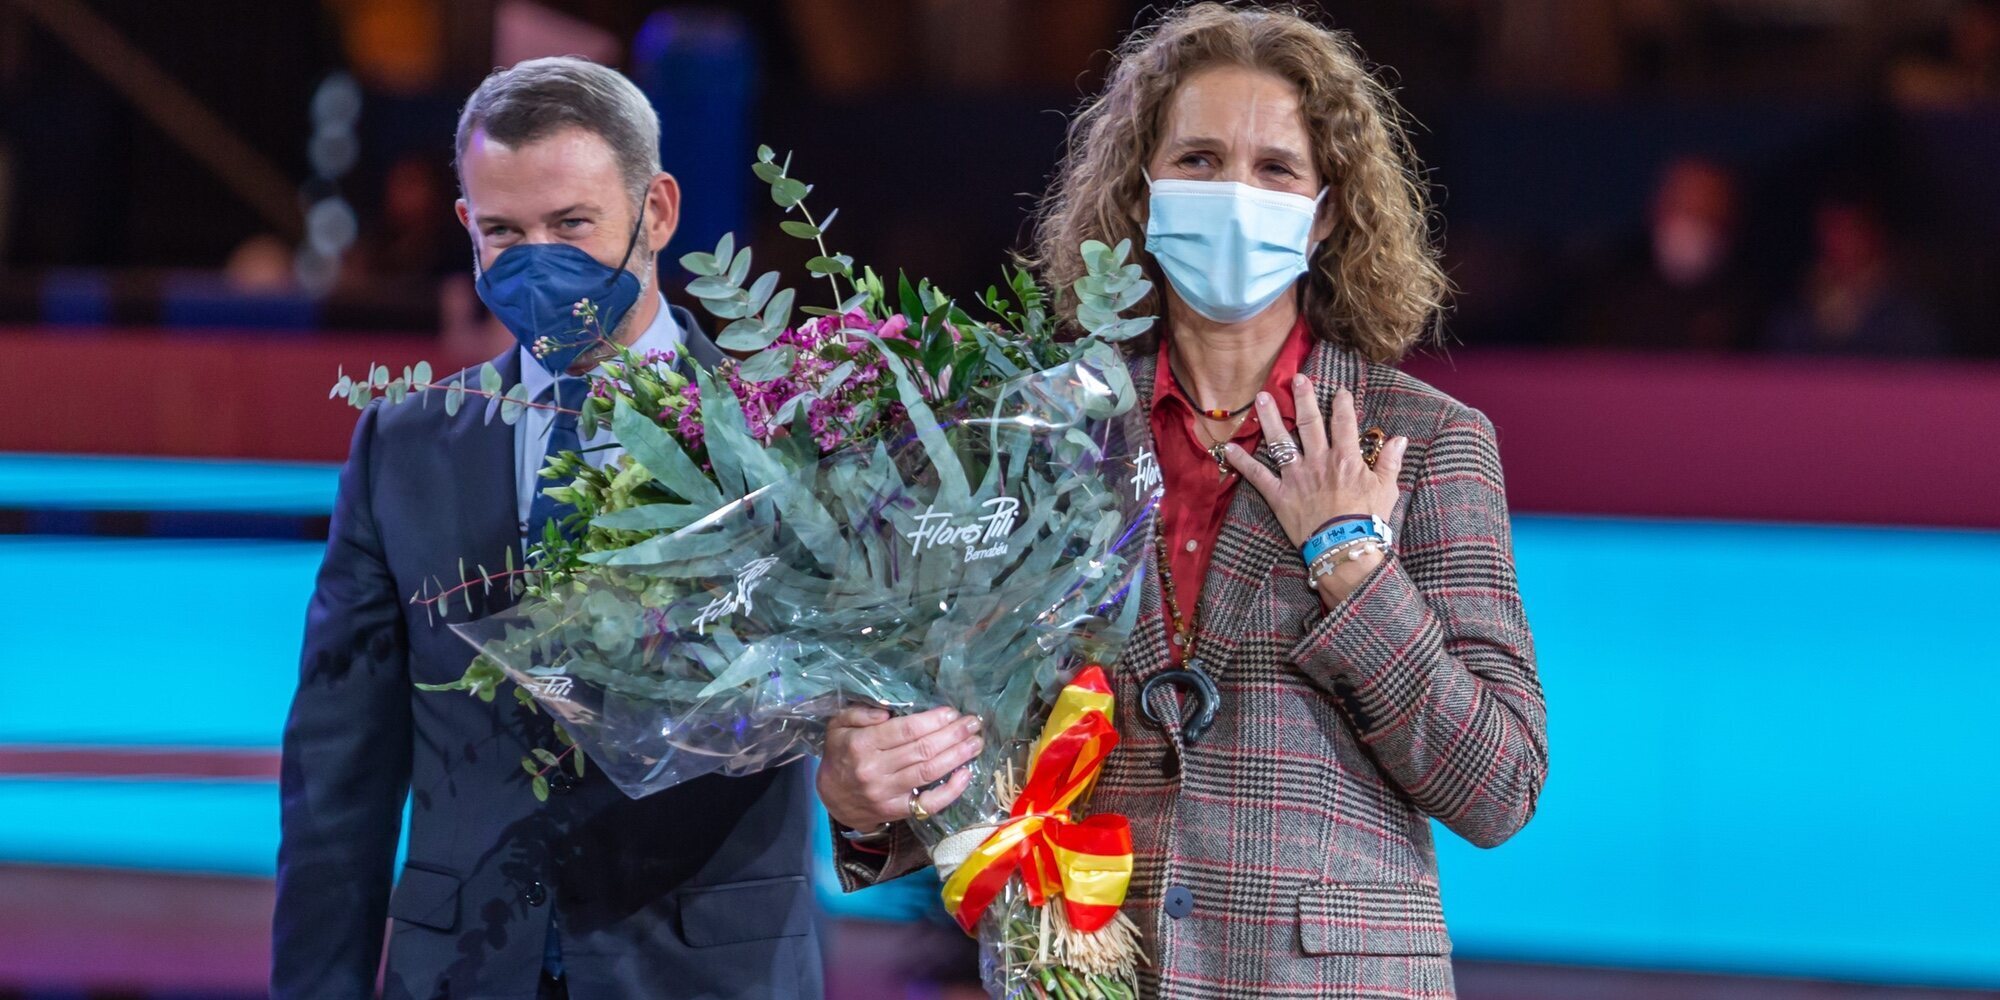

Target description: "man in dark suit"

left=273, top=57, right=823, bottom=1000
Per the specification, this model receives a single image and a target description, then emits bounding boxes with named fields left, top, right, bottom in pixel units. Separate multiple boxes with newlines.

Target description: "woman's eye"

left=1265, top=162, right=1298, bottom=178
left=1178, top=153, right=1212, bottom=169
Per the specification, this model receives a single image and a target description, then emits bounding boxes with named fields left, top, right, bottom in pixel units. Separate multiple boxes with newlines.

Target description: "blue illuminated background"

left=1, top=455, right=1995, bottom=989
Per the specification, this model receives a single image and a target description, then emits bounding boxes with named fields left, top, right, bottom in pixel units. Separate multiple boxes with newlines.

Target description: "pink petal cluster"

left=660, top=311, right=910, bottom=455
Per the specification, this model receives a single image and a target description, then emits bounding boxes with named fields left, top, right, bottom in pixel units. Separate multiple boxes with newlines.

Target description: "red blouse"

left=1149, top=318, right=1312, bottom=662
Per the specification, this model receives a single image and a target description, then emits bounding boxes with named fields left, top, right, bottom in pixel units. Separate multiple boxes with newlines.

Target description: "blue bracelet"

left=1300, top=515, right=1391, bottom=564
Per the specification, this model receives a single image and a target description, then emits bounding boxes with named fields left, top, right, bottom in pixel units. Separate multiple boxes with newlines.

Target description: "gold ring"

left=908, top=787, right=931, bottom=822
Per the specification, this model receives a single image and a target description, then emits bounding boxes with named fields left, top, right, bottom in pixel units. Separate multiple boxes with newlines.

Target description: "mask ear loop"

left=606, top=198, right=649, bottom=289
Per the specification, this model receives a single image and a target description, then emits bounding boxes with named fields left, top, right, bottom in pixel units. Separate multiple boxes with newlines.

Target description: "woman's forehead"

left=1159, top=65, right=1310, bottom=150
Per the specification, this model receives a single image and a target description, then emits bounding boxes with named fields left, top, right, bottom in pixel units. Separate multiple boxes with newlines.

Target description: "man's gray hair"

left=455, top=56, right=661, bottom=207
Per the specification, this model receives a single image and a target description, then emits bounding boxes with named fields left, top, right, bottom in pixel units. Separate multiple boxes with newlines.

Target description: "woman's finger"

left=1376, top=436, right=1410, bottom=485
left=1291, top=374, right=1328, bottom=457
left=913, top=764, right=976, bottom=818
left=893, top=731, right=984, bottom=786
left=1222, top=441, right=1283, bottom=497
left=830, top=705, right=891, bottom=731
left=1252, top=391, right=1295, bottom=464
left=1326, top=387, right=1361, bottom=462
left=885, top=713, right=982, bottom=775
left=856, top=704, right=961, bottom=752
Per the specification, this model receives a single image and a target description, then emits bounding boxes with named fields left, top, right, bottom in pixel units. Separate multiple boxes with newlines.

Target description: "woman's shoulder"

left=1363, top=360, right=1493, bottom=439
left=1305, top=342, right=1494, bottom=449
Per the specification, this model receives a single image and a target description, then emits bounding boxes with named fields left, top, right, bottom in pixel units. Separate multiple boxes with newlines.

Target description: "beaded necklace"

left=1165, top=352, right=1255, bottom=421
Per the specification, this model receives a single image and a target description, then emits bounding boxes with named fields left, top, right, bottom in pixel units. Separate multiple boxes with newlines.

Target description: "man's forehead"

left=460, top=125, right=624, bottom=208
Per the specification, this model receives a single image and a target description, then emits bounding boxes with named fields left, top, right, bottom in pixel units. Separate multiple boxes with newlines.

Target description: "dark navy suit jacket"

left=273, top=307, right=823, bottom=1000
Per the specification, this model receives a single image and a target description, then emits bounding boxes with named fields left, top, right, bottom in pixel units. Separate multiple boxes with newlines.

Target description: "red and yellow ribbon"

left=940, top=664, right=1133, bottom=934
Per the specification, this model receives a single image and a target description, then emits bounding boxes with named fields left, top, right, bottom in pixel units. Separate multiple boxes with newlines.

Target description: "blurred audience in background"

left=1568, top=156, right=1761, bottom=352
left=0, top=0, right=1994, bottom=360
left=1764, top=190, right=1947, bottom=356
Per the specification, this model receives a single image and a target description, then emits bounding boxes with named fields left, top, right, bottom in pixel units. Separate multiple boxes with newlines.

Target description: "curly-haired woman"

left=819, top=5, right=1548, bottom=997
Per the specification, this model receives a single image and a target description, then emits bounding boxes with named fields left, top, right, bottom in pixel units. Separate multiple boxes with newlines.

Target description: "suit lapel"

left=440, top=348, right=524, bottom=618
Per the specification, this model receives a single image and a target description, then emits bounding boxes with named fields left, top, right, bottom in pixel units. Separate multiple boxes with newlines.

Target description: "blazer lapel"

left=1118, top=350, right=1174, bottom=685
left=1189, top=339, right=1369, bottom=679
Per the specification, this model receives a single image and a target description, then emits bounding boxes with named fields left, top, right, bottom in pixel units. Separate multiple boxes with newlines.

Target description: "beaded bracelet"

left=1307, top=539, right=1386, bottom=588
left=1300, top=514, right=1393, bottom=565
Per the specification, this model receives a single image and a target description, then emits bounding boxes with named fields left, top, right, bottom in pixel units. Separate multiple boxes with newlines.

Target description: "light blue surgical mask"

left=1144, top=176, right=1325, bottom=324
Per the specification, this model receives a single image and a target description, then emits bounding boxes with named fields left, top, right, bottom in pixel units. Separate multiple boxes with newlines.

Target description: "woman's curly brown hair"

left=1029, top=2, right=1448, bottom=364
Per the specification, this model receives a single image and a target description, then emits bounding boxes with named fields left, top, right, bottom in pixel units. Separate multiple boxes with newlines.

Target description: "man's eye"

left=560, top=218, right=588, bottom=229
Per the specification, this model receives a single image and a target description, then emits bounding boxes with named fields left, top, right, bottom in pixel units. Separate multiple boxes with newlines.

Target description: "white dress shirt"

left=514, top=294, right=685, bottom=537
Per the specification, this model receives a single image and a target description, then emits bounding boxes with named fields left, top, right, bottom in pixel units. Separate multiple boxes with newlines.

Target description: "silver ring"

left=1268, top=439, right=1302, bottom=467
left=908, top=787, right=931, bottom=822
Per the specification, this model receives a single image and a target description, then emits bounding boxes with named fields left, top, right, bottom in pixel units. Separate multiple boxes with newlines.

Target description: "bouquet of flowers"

left=334, top=147, right=1160, bottom=998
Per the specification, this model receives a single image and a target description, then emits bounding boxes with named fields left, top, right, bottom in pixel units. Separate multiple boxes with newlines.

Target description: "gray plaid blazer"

left=837, top=339, right=1549, bottom=999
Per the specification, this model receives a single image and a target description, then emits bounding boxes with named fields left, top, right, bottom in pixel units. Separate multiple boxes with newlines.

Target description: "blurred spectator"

left=1890, top=0, right=2000, bottom=107
left=1568, top=157, right=1761, bottom=351
left=343, top=154, right=455, bottom=282
left=1763, top=194, right=1947, bottom=356
left=223, top=233, right=296, bottom=293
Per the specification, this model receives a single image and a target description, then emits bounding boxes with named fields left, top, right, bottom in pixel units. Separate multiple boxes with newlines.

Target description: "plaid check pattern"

left=836, top=340, right=1548, bottom=999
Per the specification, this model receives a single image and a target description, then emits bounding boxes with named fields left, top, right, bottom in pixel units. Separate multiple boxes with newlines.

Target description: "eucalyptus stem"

left=795, top=200, right=849, bottom=309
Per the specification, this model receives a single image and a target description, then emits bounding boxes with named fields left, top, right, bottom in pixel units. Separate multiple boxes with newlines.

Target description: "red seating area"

left=8, top=325, right=1997, bottom=529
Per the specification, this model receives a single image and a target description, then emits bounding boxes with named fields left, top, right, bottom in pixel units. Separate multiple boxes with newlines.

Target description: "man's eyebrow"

left=544, top=203, right=601, bottom=219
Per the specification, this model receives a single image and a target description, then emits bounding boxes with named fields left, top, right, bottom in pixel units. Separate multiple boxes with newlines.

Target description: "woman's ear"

left=1310, top=192, right=1337, bottom=245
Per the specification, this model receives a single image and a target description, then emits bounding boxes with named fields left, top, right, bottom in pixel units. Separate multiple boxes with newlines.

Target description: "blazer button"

left=521, top=881, right=548, bottom=907
left=1163, top=885, right=1194, bottom=920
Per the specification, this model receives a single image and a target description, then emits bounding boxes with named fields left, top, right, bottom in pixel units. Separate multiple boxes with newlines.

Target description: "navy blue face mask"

left=475, top=206, right=648, bottom=376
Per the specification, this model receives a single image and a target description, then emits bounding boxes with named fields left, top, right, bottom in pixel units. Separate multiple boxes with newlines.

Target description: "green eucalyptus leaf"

left=779, top=220, right=820, bottom=239
left=686, top=275, right=739, bottom=300
left=715, top=317, right=784, bottom=352
left=706, top=292, right=753, bottom=320
left=413, top=360, right=433, bottom=385
left=725, top=247, right=752, bottom=286
left=751, top=161, right=784, bottom=184
left=756, top=144, right=776, bottom=163
left=736, top=346, right=795, bottom=383
left=745, top=272, right=780, bottom=314
left=713, top=232, right=735, bottom=267
left=445, top=382, right=466, bottom=416
left=804, top=255, right=845, bottom=276
left=771, top=177, right=808, bottom=208
left=680, top=250, right=720, bottom=276
left=479, top=362, right=502, bottom=394
left=499, top=382, right=532, bottom=425
left=761, top=287, right=795, bottom=337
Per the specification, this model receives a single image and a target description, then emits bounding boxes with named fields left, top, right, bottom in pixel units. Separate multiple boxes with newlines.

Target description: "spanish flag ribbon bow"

left=940, top=664, right=1133, bottom=934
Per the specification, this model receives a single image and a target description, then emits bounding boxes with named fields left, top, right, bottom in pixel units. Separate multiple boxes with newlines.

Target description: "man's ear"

left=455, top=197, right=471, bottom=230
left=646, top=173, right=681, bottom=253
